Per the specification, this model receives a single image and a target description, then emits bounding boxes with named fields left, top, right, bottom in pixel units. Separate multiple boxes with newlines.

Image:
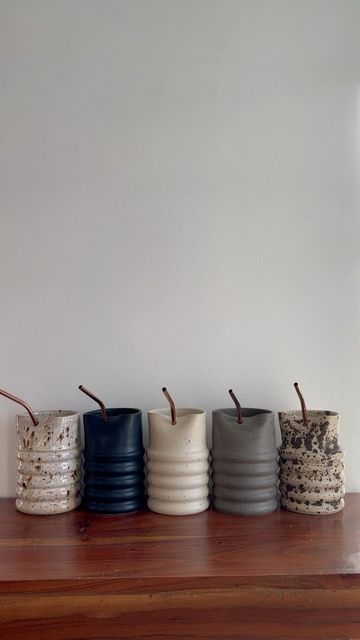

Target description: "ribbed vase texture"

left=211, top=408, right=278, bottom=515
left=147, top=408, right=209, bottom=515
left=16, top=411, right=82, bottom=515
left=279, top=410, right=345, bottom=515
left=83, top=408, right=144, bottom=513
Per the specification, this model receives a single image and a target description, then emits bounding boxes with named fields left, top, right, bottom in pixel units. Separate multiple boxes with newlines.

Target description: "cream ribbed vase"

left=16, top=411, right=82, bottom=515
left=147, top=408, right=209, bottom=515
left=279, top=410, right=345, bottom=515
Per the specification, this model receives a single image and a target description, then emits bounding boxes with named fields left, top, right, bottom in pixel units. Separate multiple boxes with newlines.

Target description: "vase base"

left=147, top=499, right=209, bottom=516
left=280, top=497, right=344, bottom=515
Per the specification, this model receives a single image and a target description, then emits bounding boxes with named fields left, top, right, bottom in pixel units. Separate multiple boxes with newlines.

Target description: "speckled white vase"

left=147, top=408, right=209, bottom=515
left=279, top=410, right=345, bottom=515
left=16, top=411, right=82, bottom=515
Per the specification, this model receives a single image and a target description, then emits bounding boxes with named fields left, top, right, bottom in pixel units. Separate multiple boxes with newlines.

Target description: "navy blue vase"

left=83, top=408, right=144, bottom=513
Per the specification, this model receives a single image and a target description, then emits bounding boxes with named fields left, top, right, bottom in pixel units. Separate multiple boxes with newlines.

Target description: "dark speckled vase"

left=278, top=410, right=345, bottom=515
left=211, top=408, right=278, bottom=515
left=83, top=408, right=144, bottom=513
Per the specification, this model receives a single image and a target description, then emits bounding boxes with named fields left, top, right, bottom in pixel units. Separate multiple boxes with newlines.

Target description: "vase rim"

left=84, top=408, right=141, bottom=418
left=17, top=410, right=78, bottom=420
left=213, top=407, right=272, bottom=417
left=278, top=409, right=338, bottom=417
left=149, top=407, right=205, bottom=417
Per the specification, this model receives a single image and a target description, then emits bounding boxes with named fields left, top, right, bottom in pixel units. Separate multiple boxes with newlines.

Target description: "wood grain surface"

left=1, top=496, right=360, bottom=639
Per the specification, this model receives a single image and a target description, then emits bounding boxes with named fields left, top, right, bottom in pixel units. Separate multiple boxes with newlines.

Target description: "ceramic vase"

left=278, top=410, right=345, bottom=515
left=147, top=408, right=209, bottom=515
left=211, top=408, right=278, bottom=515
left=83, top=408, right=144, bottom=513
left=16, top=411, right=82, bottom=515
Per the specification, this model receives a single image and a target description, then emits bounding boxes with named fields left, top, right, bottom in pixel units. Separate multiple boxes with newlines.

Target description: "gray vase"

left=211, top=408, right=278, bottom=515
left=278, top=410, right=345, bottom=515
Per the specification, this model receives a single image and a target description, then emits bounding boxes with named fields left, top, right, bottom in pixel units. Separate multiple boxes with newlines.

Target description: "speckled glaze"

left=211, top=408, right=278, bottom=515
left=16, top=411, right=82, bottom=515
left=147, top=408, right=209, bottom=515
left=279, top=410, right=345, bottom=515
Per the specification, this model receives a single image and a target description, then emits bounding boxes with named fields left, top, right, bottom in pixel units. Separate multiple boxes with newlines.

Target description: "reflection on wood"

left=0, top=495, right=360, bottom=639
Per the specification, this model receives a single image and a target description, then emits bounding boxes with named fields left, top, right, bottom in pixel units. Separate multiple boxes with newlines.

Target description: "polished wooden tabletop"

left=1, top=496, right=360, bottom=639
left=1, top=495, right=359, bottom=581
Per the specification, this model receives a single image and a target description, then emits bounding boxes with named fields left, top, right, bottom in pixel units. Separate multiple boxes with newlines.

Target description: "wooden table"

left=0, top=495, right=360, bottom=639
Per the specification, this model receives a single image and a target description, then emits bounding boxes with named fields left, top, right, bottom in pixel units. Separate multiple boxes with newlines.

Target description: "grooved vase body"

left=16, top=411, right=82, bottom=515
left=83, top=408, right=144, bottom=513
left=279, top=410, right=345, bottom=515
left=147, top=408, right=209, bottom=515
left=212, top=408, right=278, bottom=515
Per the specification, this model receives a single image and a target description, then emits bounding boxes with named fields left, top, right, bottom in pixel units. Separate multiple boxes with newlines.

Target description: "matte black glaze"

left=83, top=408, right=144, bottom=513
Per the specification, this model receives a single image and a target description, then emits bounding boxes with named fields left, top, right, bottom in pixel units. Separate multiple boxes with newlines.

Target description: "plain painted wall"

left=0, top=0, right=359, bottom=497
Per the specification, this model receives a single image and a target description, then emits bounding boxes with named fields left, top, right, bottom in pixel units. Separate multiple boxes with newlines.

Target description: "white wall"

left=0, top=0, right=359, bottom=496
